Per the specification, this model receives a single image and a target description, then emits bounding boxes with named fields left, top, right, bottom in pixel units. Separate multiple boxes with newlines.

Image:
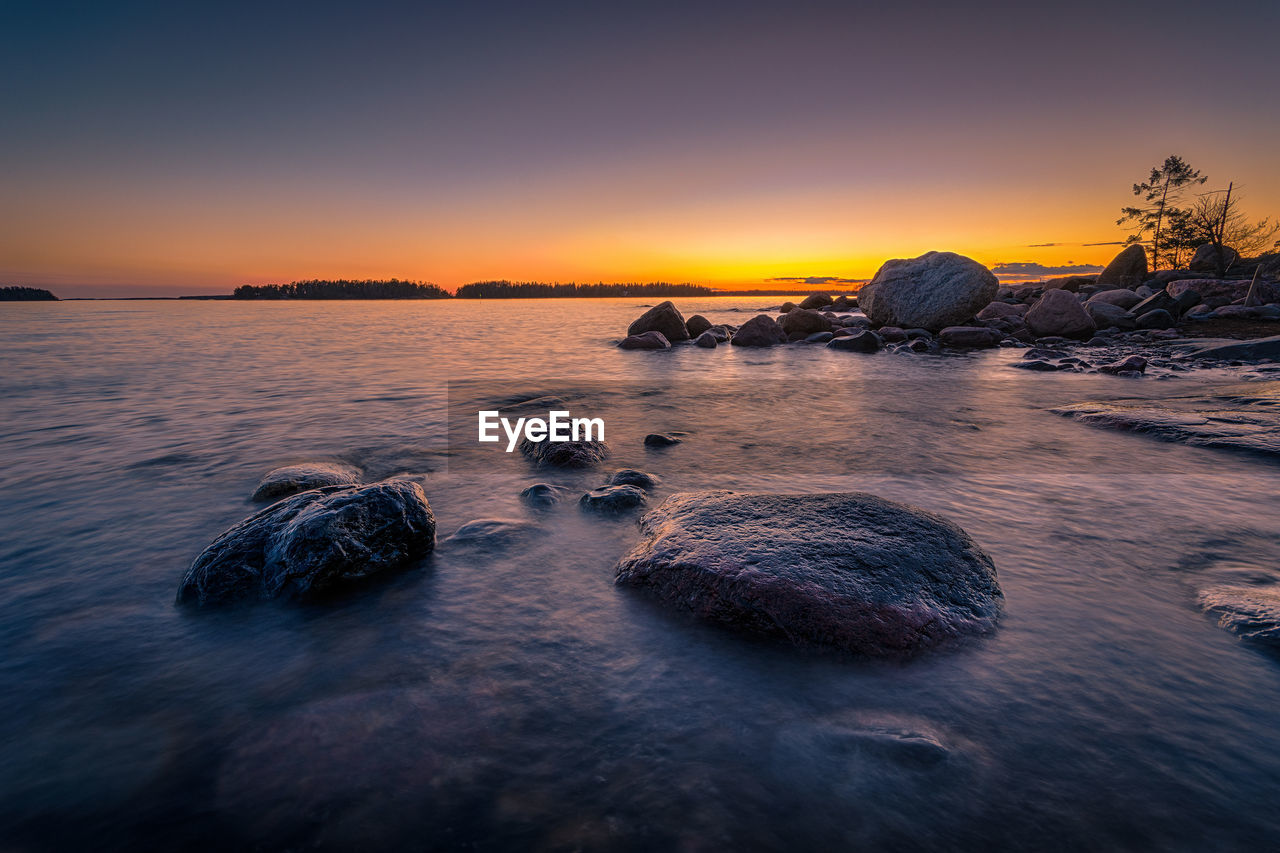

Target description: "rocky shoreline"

left=618, top=246, right=1280, bottom=375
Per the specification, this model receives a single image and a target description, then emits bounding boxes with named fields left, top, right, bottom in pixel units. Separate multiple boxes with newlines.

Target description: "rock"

left=857, top=251, right=999, bottom=332
left=805, top=331, right=834, bottom=343
left=1054, top=382, right=1280, bottom=457
left=694, top=331, right=718, bottom=348
left=607, top=469, right=661, bottom=490
left=520, top=483, right=572, bottom=507
left=1135, top=284, right=1155, bottom=298
left=685, top=314, right=712, bottom=337
left=251, top=463, right=363, bottom=502
left=519, top=437, right=609, bottom=468
left=826, top=331, right=881, bottom=352
left=1014, top=359, right=1070, bottom=372
left=644, top=433, right=682, bottom=447
left=780, top=301, right=797, bottom=313
left=877, top=326, right=908, bottom=342
left=1025, top=288, right=1096, bottom=339
left=938, top=326, right=1002, bottom=348
left=1134, top=308, right=1174, bottom=330
left=1098, top=355, right=1147, bottom=375
left=626, top=301, right=689, bottom=342
left=177, top=481, right=436, bottom=605
left=1043, top=275, right=1096, bottom=292
left=1096, top=245, right=1148, bottom=287
left=799, top=293, right=833, bottom=310
left=614, top=491, right=1003, bottom=655
left=706, top=325, right=732, bottom=342
left=830, top=295, right=852, bottom=310
left=580, top=485, right=647, bottom=514
left=1199, top=584, right=1280, bottom=650
left=976, top=302, right=1027, bottom=321
left=443, top=518, right=541, bottom=548
left=1087, top=289, right=1143, bottom=310
left=1190, top=243, right=1240, bottom=273
left=1130, top=290, right=1180, bottom=318
left=778, top=308, right=832, bottom=337
left=1168, top=278, right=1280, bottom=308
left=618, top=330, right=671, bottom=350
left=730, top=314, right=788, bottom=347
left=1086, top=301, right=1136, bottom=331
left=1182, top=335, right=1280, bottom=362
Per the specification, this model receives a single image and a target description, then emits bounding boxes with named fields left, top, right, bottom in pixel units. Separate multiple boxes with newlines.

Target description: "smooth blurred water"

left=2, top=298, right=1280, bottom=851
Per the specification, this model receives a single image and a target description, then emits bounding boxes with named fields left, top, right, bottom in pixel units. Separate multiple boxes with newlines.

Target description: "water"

left=3, top=298, right=1280, bottom=851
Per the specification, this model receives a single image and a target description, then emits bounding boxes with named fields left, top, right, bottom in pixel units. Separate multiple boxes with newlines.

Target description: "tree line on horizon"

left=453, top=281, right=714, bottom=299
left=232, top=279, right=451, bottom=300
left=0, top=286, right=58, bottom=301
left=1119, top=155, right=1278, bottom=275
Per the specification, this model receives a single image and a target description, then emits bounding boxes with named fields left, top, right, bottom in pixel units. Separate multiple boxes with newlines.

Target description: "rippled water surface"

left=3, top=298, right=1280, bottom=851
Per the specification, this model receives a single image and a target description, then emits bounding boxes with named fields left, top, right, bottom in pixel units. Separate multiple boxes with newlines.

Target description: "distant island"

left=233, top=279, right=451, bottom=300
left=454, top=281, right=713, bottom=299
left=1, top=286, right=58, bottom=301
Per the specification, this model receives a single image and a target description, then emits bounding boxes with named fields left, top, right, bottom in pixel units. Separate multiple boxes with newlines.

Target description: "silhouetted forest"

left=1, top=286, right=58, bottom=301
left=232, top=279, right=450, bottom=300
left=454, top=281, right=714, bottom=299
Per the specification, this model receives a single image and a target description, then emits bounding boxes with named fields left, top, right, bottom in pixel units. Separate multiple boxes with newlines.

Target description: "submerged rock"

left=607, top=469, right=662, bottom=490
left=1098, top=355, right=1147, bottom=375
left=857, top=251, right=999, bottom=332
left=615, top=491, right=1003, bottom=655
left=826, top=330, right=880, bottom=352
left=520, top=483, right=572, bottom=507
left=694, top=331, right=718, bottom=348
left=730, top=314, right=788, bottom=347
left=644, top=433, right=682, bottom=447
left=177, top=481, right=436, bottom=606
left=251, top=463, right=362, bottom=502
left=519, top=437, right=610, bottom=468
left=1199, top=584, right=1280, bottom=650
left=627, top=301, right=689, bottom=342
left=1054, top=383, right=1280, bottom=458
left=938, top=326, right=1001, bottom=348
left=1182, top=335, right=1280, bottom=363
left=580, top=484, right=647, bottom=514
left=443, top=518, right=542, bottom=548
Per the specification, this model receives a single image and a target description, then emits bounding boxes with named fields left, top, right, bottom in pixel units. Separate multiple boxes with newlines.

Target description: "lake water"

left=3, top=298, right=1280, bottom=851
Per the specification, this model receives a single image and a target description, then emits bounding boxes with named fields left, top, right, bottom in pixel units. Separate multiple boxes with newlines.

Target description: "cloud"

left=1024, top=242, right=1062, bottom=247
left=991, top=262, right=1103, bottom=279
left=766, top=276, right=866, bottom=285
left=1082, top=240, right=1127, bottom=247
left=1024, top=240, right=1128, bottom=248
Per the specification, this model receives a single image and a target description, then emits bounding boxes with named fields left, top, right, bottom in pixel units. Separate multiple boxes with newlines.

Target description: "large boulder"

left=1096, top=245, right=1148, bottom=287
left=614, top=491, right=1003, bottom=655
left=730, top=314, right=788, bottom=347
left=857, top=251, right=999, bottom=331
left=251, top=463, right=362, bottom=502
left=778, top=308, right=832, bottom=336
left=1025, top=288, right=1096, bottom=339
left=626, top=301, right=689, bottom=342
left=1086, top=301, right=1136, bottom=331
left=1190, top=243, right=1240, bottom=273
left=177, top=481, right=436, bottom=605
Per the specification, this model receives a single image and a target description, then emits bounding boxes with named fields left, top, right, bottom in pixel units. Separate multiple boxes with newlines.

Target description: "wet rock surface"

left=519, top=437, right=609, bottom=468
left=1054, top=382, right=1280, bottom=458
left=443, top=518, right=543, bottom=549
left=251, top=463, right=363, bottom=502
left=580, top=484, right=647, bottom=514
left=178, top=480, right=437, bottom=605
left=857, top=251, right=999, bottom=331
left=627, top=301, right=690, bottom=342
left=615, top=491, right=1003, bottom=655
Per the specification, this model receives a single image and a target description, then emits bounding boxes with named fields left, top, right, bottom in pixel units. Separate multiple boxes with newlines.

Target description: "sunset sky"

left=3, top=0, right=1277, bottom=297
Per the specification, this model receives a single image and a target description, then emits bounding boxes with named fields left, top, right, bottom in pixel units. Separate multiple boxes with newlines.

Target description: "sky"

left=2, top=0, right=1277, bottom=297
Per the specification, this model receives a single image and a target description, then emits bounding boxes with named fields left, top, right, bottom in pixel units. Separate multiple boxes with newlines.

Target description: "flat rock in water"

left=251, top=463, right=362, bottom=502
left=520, top=482, right=573, bottom=506
left=644, top=432, right=682, bottom=447
left=607, top=468, right=661, bottom=489
left=1053, top=382, right=1280, bottom=458
left=615, top=491, right=1003, bottom=655
left=443, top=518, right=542, bottom=548
left=178, top=480, right=437, bottom=605
left=1180, top=335, right=1280, bottom=362
left=580, top=484, right=647, bottom=514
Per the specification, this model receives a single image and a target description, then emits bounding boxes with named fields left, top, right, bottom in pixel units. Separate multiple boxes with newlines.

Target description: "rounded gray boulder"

left=857, top=252, right=999, bottom=332
left=615, top=491, right=1003, bottom=655
left=626, top=301, right=689, bottom=342
left=251, top=463, right=362, bottom=502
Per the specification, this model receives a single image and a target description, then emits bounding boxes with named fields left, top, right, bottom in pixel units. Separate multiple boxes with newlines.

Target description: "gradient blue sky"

left=2, top=0, right=1277, bottom=295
